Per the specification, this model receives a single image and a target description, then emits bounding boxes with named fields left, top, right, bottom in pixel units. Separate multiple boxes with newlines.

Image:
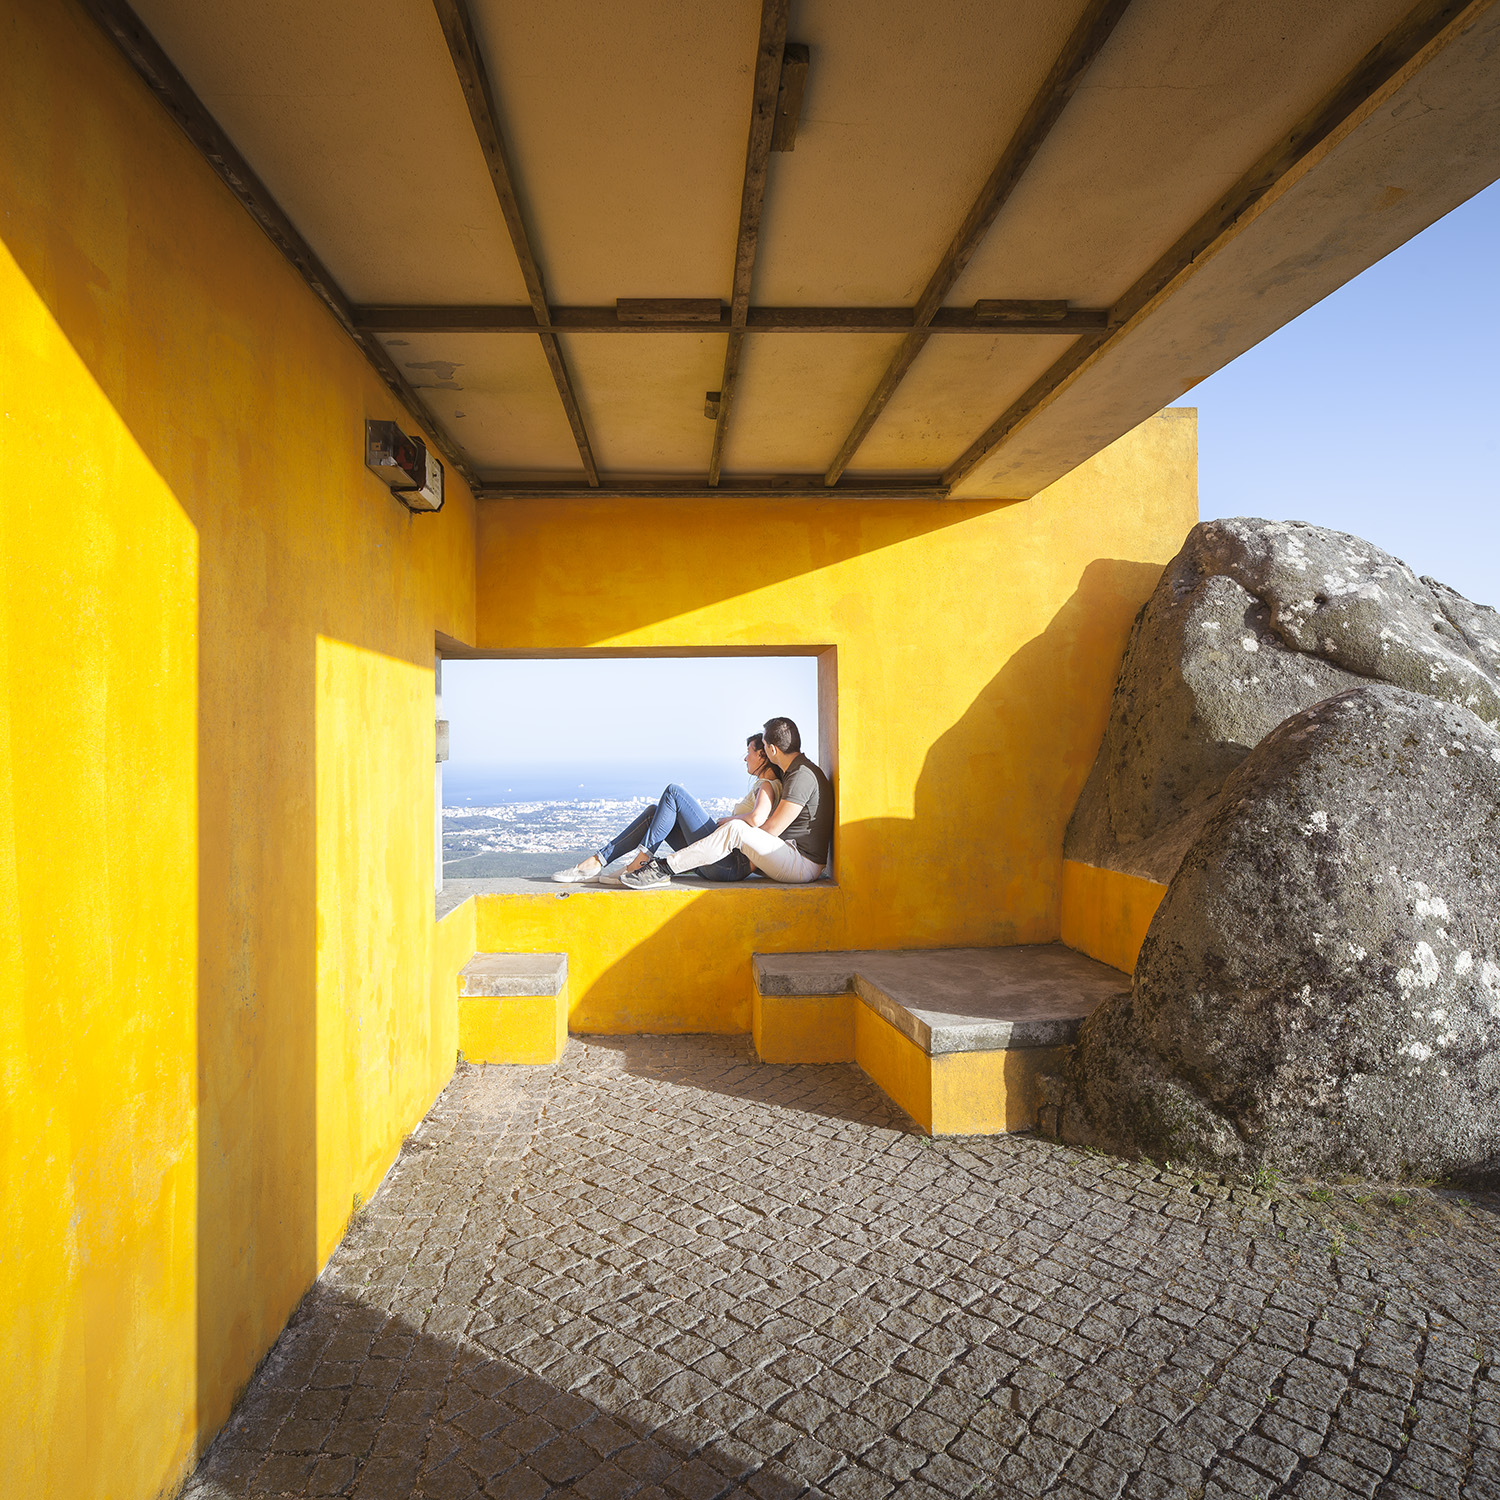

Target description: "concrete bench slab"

left=753, top=944, right=1128, bottom=1054
left=460, top=952, right=567, bottom=997
left=751, top=944, right=1130, bottom=1136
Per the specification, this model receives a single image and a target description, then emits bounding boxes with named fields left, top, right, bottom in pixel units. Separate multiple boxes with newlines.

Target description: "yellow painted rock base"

left=459, top=987, right=569, bottom=1066
left=752, top=987, right=856, bottom=1063
left=1060, top=859, right=1168, bottom=974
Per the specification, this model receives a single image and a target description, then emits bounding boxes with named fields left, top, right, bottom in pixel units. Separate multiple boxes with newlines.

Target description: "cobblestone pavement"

left=187, top=1037, right=1500, bottom=1500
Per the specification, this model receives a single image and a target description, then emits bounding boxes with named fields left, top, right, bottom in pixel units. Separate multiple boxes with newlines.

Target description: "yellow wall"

left=473, top=412, right=1197, bottom=1028
left=0, top=2, right=475, bottom=1494
left=475, top=885, right=846, bottom=1034
left=1060, top=858, right=1169, bottom=974
left=315, top=640, right=467, bottom=1260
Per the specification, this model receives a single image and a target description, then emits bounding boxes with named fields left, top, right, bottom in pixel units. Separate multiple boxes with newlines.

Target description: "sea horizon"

left=441, top=759, right=755, bottom=805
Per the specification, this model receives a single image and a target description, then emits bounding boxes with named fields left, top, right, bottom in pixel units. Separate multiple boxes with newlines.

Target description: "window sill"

left=437, top=872, right=837, bottom=920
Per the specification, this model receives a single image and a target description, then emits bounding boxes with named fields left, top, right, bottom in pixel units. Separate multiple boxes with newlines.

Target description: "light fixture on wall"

left=364, top=419, right=444, bottom=512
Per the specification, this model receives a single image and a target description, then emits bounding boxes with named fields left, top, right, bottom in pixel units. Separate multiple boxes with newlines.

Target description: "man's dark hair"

left=762, top=717, right=801, bottom=754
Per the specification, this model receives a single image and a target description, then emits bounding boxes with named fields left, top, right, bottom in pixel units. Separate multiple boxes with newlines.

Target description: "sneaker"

left=620, top=856, right=673, bottom=889
left=551, top=857, right=600, bottom=883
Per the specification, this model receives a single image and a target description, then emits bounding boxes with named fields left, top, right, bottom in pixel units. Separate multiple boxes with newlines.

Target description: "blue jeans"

left=596, top=783, right=751, bottom=881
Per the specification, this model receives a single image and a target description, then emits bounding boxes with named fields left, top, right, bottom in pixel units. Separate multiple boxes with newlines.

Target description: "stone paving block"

left=180, top=1040, right=1500, bottom=1500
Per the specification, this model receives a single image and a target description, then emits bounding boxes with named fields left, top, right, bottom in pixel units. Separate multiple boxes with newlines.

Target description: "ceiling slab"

left=721, top=332, right=908, bottom=474
left=469, top=0, right=759, bottom=305
left=948, top=0, right=1500, bottom=496
left=948, top=0, right=1419, bottom=309
left=850, top=336, right=1082, bottom=474
left=752, top=0, right=1092, bottom=305
left=378, top=332, right=583, bottom=474
left=129, top=0, right=528, bottom=304
left=557, top=333, right=729, bottom=474
left=95, top=0, right=1500, bottom=499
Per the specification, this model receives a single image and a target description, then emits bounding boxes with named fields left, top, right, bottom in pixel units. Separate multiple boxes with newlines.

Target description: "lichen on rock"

left=1066, top=518, right=1500, bottom=884
left=1061, top=684, right=1500, bottom=1185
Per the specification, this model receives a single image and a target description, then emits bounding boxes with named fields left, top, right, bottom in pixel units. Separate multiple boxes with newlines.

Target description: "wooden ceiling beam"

left=709, top=0, right=791, bottom=486
left=76, top=0, right=482, bottom=493
left=430, top=0, right=599, bottom=486
left=354, top=304, right=1109, bottom=335
left=943, top=0, right=1492, bottom=491
left=821, top=0, right=1135, bottom=486
left=475, top=478, right=953, bottom=501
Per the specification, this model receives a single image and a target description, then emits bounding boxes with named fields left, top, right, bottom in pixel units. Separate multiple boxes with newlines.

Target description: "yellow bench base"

left=459, top=987, right=569, bottom=1065
left=753, top=985, right=1063, bottom=1135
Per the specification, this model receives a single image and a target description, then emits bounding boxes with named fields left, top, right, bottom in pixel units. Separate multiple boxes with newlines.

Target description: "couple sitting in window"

left=552, top=716, right=832, bottom=889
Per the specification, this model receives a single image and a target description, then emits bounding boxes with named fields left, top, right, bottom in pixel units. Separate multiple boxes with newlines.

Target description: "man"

left=621, top=716, right=832, bottom=887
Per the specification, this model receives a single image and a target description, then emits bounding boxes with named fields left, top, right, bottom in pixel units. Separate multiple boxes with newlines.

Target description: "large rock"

left=1061, top=685, right=1500, bottom=1185
left=1067, top=518, right=1500, bottom=881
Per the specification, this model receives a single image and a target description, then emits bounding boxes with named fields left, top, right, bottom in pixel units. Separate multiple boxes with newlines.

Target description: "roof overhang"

left=81, top=0, right=1500, bottom=502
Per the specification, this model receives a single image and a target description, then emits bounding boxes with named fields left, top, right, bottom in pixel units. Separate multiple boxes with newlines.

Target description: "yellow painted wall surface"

left=433, top=897, right=479, bottom=1059
left=853, top=1005, right=935, bottom=1132
left=927, top=1045, right=1067, bottom=1136
left=475, top=413, right=1196, bottom=1029
left=0, top=3, right=475, bottom=1494
left=0, top=235, right=199, bottom=1500
left=475, top=885, right=846, bottom=1035
left=458, top=987, right=569, bottom=1065
left=752, top=988, right=856, bottom=1064
left=1060, top=858, right=1168, bottom=974
left=316, top=641, right=467, bottom=1260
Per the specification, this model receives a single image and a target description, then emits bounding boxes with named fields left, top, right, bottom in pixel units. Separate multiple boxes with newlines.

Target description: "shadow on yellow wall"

left=475, top=555, right=1166, bottom=1034
left=476, top=496, right=999, bottom=648
left=3, top=1, right=483, bottom=1490
left=0, top=234, right=200, bottom=1499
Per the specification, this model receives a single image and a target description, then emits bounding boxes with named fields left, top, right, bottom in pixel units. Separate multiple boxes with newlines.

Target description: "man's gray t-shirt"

left=778, top=755, right=833, bottom=865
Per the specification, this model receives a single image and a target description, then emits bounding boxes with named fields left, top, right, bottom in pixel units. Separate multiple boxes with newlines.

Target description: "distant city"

left=441, top=794, right=741, bottom=878
left=439, top=759, right=787, bottom=878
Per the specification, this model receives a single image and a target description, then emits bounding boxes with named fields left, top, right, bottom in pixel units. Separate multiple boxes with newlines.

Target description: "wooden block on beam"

left=772, top=43, right=810, bottom=152
left=617, top=298, right=723, bottom=322
left=973, top=299, right=1070, bottom=322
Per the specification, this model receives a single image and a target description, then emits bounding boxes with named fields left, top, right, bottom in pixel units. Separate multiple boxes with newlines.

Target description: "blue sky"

left=442, top=655, right=820, bottom=785
left=446, top=178, right=1498, bottom=782
left=1193, top=177, right=1499, bottom=605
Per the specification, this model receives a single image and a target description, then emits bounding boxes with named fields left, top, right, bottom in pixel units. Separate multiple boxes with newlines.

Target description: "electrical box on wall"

left=365, top=419, right=444, bottom=512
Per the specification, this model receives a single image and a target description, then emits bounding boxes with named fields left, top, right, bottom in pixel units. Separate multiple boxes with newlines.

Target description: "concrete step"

left=460, top=951, right=568, bottom=997
left=458, top=952, right=568, bottom=1065
left=751, top=943, right=1129, bottom=1134
left=753, top=943, right=1127, bottom=1054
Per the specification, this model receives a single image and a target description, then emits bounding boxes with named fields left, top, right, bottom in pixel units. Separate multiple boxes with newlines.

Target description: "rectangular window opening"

left=436, top=649, right=836, bottom=889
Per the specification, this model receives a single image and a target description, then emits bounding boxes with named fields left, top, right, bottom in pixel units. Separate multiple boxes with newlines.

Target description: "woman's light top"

left=730, top=775, right=781, bottom=822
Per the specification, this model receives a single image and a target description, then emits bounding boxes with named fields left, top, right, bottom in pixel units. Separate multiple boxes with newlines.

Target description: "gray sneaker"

left=620, top=856, right=672, bottom=889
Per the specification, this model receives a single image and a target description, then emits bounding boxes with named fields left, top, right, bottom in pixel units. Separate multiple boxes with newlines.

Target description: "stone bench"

left=752, top=945, right=1128, bottom=1135
left=458, top=952, right=568, bottom=1065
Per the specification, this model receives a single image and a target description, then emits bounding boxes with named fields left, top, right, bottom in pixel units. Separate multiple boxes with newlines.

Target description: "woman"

left=551, top=734, right=781, bottom=884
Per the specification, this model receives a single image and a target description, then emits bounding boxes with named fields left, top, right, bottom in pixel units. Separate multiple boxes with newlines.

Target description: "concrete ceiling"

left=117, top=0, right=1500, bottom=498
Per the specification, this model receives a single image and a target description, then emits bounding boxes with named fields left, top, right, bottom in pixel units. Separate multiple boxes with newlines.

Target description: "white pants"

left=665, top=820, right=824, bottom=884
